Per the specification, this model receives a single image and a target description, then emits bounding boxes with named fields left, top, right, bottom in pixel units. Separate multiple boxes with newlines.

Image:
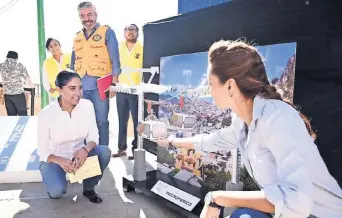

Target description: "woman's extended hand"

left=204, top=206, right=220, bottom=218
left=73, top=147, right=89, bottom=170
left=57, top=157, right=74, bottom=173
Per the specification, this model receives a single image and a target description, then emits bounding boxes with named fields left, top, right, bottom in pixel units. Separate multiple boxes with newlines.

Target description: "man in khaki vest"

left=70, top=1, right=121, bottom=147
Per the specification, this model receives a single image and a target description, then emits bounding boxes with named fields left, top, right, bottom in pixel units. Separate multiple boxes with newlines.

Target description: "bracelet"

left=82, top=147, right=89, bottom=154
left=209, top=201, right=223, bottom=210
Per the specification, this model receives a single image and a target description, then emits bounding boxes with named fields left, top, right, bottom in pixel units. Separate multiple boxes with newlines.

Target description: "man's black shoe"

left=83, top=190, right=103, bottom=203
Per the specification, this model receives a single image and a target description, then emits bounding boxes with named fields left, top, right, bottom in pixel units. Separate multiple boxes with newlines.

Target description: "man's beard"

left=83, top=20, right=94, bottom=27
left=127, top=38, right=137, bottom=43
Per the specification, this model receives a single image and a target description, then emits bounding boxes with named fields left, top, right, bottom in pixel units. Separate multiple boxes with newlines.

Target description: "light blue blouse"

left=191, top=96, right=342, bottom=218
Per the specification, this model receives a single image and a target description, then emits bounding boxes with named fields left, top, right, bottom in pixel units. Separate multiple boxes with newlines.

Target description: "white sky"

left=0, top=0, right=178, bottom=83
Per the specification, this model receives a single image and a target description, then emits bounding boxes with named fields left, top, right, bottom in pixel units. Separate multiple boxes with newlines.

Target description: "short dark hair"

left=125, top=24, right=139, bottom=32
left=55, top=71, right=81, bottom=88
left=6, top=51, right=18, bottom=59
left=45, top=38, right=61, bottom=50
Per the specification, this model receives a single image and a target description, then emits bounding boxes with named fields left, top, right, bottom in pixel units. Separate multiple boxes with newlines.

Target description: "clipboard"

left=68, top=155, right=102, bottom=183
left=97, top=74, right=113, bottom=100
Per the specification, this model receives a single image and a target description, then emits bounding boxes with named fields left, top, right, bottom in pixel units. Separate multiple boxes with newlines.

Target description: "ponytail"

left=207, top=40, right=316, bottom=141
left=261, top=85, right=317, bottom=141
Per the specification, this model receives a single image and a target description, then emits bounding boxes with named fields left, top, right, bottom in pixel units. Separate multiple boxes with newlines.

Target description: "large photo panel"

left=156, top=42, right=297, bottom=191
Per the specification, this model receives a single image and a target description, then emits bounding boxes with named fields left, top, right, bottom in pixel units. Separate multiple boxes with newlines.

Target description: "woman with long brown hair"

left=150, top=40, right=342, bottom=218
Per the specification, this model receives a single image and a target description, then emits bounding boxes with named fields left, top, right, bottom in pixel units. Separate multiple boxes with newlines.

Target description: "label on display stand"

left=151, top=180, right=200, bottom=211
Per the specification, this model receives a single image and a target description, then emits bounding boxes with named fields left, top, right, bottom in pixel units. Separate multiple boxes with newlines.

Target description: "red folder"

left=97, top=74, right=113, bottom=100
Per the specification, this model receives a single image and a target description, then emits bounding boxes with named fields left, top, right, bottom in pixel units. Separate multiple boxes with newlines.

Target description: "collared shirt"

left=0, top=58, right=29, bottom=95
left=190, top=96, right=342, bottom=218
left=70, top=23, right=121, bottom=90
left=42, top=54, right=70, bottom=92
left=118, top=41, right=143, bottom=85
left=37, top=99, right=99, bottom=162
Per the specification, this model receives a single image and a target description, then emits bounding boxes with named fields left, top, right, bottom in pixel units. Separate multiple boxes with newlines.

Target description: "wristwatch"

left=204, top=192, right=223, bottom=209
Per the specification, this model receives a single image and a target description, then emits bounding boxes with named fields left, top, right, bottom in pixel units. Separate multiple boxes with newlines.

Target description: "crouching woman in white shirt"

left=37, top=71, right=111, bottom=203
left=150, top=40, right=342, bottom=218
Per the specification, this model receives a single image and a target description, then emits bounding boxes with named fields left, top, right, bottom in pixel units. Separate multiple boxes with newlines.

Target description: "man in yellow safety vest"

left=70, top=1, right=121, bottom=148
left=112, top=24, right=143, bottom=160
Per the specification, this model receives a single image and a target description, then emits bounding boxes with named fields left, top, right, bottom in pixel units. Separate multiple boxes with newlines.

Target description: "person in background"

left=112, top=24, right=143, bottom=160
left=146, top=40, right=342, bottom=218
left=37, top=71, right=111, bottom=203
left=70, top=1, right=121, bottom=146
left=0, top=51, right=33, bottom=116
left=42, top=38, right=72, bottom=103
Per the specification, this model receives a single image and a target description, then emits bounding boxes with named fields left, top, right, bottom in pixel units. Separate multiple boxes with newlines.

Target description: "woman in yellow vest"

left=42, top=38, right=71, bottom=102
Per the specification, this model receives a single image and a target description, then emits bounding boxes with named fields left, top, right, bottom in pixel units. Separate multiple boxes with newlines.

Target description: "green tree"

left=168, top=168, right=180, bottom=177
left=157, top=146, right=175, bottom=167
left=166, top=154, right=175, bottom=166
left=199, top=166, right=232, bottom=191
left=239, top=166, right=260, bottom=191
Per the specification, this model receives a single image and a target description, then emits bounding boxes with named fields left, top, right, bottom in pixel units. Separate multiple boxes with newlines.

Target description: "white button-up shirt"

left=191, top=96, right=342, bottom=218
left=37, top=99, right=99, bottom=162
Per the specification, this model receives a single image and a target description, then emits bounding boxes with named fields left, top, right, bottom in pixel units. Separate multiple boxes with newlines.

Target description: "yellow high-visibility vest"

left=43, top=54, right=72, bottom=98
left=118, top=41, right=143, bottom=85
left=73, top=25, right=112, bottom=78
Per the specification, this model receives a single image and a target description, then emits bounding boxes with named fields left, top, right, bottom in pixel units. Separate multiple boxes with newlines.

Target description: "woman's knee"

left=94, top=145, right=111, bottom=168
left=47, top=187, right=65, bottom=199
left=230, top=208, right=272, bottom=218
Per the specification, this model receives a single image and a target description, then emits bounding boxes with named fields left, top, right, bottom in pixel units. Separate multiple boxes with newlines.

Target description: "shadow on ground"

left=1, top=166, right=181, bottom=218
left=0, top=100, right=182, bottom=218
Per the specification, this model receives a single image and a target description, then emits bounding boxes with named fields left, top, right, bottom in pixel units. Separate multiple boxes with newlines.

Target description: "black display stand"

left=142, top=0, right=342, bottom=186
left=123, top=170, right=205, bottom=218
left=123, top=170, right=225, bottom=218
left=128, top=0, right=342, bottom=217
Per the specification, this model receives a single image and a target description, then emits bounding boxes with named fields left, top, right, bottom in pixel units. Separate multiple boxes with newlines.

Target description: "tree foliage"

left=199, top=165, right=232, bottom=191
left=239, top=166, right=260, bottom=191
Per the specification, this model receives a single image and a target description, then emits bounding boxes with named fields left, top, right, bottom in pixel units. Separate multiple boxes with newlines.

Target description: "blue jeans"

left=230, top=208, right=272, bottom=218
left=230, top=208, right=317, bottom=218
left=39, top=145, right=111, bottom=199
left=116, top=92, right=139, bottom=150
left=83, top=89, right=110, bottom=146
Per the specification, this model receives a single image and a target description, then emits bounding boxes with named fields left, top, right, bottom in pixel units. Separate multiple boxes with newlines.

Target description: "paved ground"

left=0, top=169, right=182, bottom=218
left=0, top=142, right=182, bottom=218
left=0, top=99, right=182, bottom=218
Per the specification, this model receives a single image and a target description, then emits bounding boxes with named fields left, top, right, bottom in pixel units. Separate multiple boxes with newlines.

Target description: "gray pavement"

left=0, top=168, right=182, bottom=218
left=0, top=100, right=184, bottom=218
